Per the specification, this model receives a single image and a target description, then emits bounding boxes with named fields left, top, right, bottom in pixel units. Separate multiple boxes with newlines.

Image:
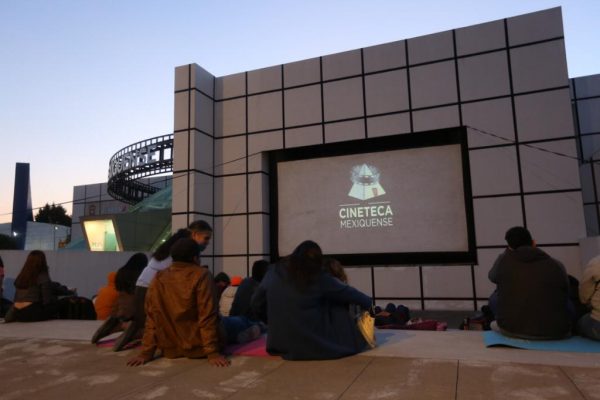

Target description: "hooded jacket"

left=94, top=271, right=118, bottom=320
left=489, top=246, right=570, bottom=339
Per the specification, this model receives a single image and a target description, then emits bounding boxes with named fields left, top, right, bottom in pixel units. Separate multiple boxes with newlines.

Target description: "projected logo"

left=348, top=164, right=386, bottom=200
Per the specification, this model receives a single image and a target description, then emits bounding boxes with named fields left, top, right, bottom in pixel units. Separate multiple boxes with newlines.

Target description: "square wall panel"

left=458, top=51, right=510, bottom=101
left=473, top=196, right=523, bottom=246
left=213, top=256, right=247, bottom=278
left=172, top=174, right=189, bottom=214
left=215, top=72, right=246, bottom=100
left=322, top=49, right=362, bottom=81
left=524, top=192, right=586, bottom=244
left=215, top=98, right=246, bottom=137
left=410, top=61, right=458, bottom=109
left=507, top=7, right=563, bottom=46
left=579, top=164, right=594, bottom=204
left=520, top=139, right=580, bottom=192
left=248, top=172, right=269, bottom=213
left=365, top=70, right=409, bottom=115
left=172, top=131, right=189, bottom=172
left=191, top=91, right=214, bottom=135
left=248, top=92, right=283, bottom=132
left=249, top=214, right=269, bottom=255
left=175, top=65, right=190, bottom=92
left=462, top=98, right=515, bottom=148
left=192, top=64, right=215, bottom=98
left=408, top=30, right=453, bottom=65
left=515, top=89, right=574, bottom=142
left=285, top=125, right=323, bottom=148
left=363, top=40, right=406, bottom=73
left=200, top=256, right=214, bottom=273
left=539, top=245, right=583, bottom=279
left=345, top=267, right=373, bottom=297
left=574, top=74, right=600, bottom=98
left=577, top=98, right=600, bottom=134
left=412, top=105, right=459, bottom=133
left=474, top=249, right=502, bottom=301
left=248, top=131, right=283, bottom=172
left=284, top=57, right=320, bottom=87
left=510, top=40, right=569, bottom=93
left=580, top=132, right=600, bottom=160
left=247, top=65, right=282, bottom=94
left=325, top=120, right=365, bottom=143
left=455, top=20, right=505, bottom=56
left=323, top=77, right=364, bottom=121
left=174, top=91, right=189, bottom=132
left=213, top=216, right=248, bottom=255
left=214, top=175, right=247, bottom=215
left=373, top=267, right=421, bottom=298
left=469, top=146, right=520, bottom=196
left=284, top=84, right=322, bottom=127
left=584, top=204, right=599, bottom=237
left=191, top=172, right=213, bottom=215
left=422, top=266, right=472, bottom=298
left=190, top=131, right=213, bottom=174
left=367, top=113, right=411, bottom=138
left=215, top=136, right=246, bottom=175
left=172, top=213, right=189, bottom=232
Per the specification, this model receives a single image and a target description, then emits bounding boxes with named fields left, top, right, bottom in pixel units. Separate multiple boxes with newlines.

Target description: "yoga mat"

left=483, top=330, right=600, bottom=353
left=225, top=335, right=272, bottom=357
left=96, top=338, right=141, bottom=350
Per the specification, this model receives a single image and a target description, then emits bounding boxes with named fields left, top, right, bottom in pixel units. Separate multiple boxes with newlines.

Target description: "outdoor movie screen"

left=268, top=127, right=476, bottom=266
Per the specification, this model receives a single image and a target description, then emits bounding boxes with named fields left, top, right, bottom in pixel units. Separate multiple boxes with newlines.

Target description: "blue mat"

left=483, top=330, right=600, bottom=353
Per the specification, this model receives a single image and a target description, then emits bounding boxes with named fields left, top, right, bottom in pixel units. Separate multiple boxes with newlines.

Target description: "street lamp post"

left=53, top=225, right=58, bottom=250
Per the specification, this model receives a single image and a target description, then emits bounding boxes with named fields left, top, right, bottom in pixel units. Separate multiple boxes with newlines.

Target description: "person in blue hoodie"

left=251, top=240, right=372, bottom=360
left=488, top=226, right=571, bottom=340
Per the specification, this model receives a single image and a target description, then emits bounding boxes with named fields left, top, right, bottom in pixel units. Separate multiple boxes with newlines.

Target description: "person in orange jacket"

left=94, top=271, right=118, bottom=320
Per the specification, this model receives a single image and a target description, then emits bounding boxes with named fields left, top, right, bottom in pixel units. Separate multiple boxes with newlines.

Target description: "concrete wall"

left=0, top=250, right=147, bottom=300
left=172, top=7, right=586, bottom=311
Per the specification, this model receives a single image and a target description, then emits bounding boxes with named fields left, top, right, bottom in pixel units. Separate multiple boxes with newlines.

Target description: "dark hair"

left=214, top=272, right=230, bottom=284
left=188, top=220, right=213, bottom=233
left=0, top=255, right=3, bottom=268
left=115, top=252, right=148, bottom=293
left=251, top=260, right=269, bottom=282
left=287, top=240, right=323, bottom=289
left=170, top=238, right=200, bottom=263
left=14, top=250, right=49, bottom=289
left=323, top=257, right=348, bottom=283
left=152, top=228, right=191, bottom=261
left=505, top=226, right=533, bottom=249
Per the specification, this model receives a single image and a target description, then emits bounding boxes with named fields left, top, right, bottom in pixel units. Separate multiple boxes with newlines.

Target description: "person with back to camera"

left=4, top=250, right=58, bottom=322
left=577, top=255, right=600, bottom=340
left=229, top=260, right=269, bottom=319
left=115, top=220, right=213, bottom=351
left=127, top=238, right=229, bottom=367
left=488, top=226, right=571, bottom=340
left=251, top=240, right=373, bottom=360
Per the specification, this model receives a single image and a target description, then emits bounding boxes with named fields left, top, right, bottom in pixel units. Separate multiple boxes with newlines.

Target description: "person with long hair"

left=251, top=241, right=373, bottom=360
left=4, top=250, right=57, bottom=322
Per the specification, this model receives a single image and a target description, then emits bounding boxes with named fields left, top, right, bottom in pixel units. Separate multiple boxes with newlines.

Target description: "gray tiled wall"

left=173, top=7, right=586, bottom=311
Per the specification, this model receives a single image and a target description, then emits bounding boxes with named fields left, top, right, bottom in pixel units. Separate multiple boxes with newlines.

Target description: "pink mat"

left=96, top=338, right=141, bottom=350
left=225, top=335, right=273, bottom=357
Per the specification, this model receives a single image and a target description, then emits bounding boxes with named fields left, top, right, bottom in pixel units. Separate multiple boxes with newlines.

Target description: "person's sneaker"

left=236, top=324, right=261, bottom=344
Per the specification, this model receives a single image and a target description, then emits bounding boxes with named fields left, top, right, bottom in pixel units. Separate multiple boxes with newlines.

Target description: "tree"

left=35, top=203, right=72, bottom=227
left=0, top=233, right=17, bottom=249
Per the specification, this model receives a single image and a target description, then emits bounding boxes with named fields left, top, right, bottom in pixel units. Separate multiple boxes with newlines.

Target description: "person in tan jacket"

left=578, top=255, right=600, bottom=341
left=127, top=238, right=229, bottom=367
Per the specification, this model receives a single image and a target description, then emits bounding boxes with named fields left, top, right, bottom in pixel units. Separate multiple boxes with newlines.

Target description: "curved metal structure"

left=108, top=134, right=174, bottom=205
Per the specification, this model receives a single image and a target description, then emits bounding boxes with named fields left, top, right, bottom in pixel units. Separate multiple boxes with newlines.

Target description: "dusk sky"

left=1, top=0, right=599, bottom=223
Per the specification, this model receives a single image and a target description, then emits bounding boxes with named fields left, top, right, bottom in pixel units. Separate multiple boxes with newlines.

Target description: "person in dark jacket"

left=488, top=226, right=571, bottom=340
left=229, top=260, right=269, bottom=319
left=251, top=241, right=372, bottom=360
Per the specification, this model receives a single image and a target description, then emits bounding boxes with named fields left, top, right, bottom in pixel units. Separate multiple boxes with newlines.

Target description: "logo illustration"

left=348, top=164, right=386, bottom=200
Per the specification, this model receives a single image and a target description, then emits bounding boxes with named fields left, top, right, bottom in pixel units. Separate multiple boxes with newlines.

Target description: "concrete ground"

left=1, top=320, right=600, bottom=400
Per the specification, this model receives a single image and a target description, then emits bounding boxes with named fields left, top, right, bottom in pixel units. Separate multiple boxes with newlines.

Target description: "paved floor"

left=1, top=321, right=600, bottom=399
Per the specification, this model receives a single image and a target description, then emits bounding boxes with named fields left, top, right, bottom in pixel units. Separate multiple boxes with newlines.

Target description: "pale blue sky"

left=1, top=0, right=599, bottom=223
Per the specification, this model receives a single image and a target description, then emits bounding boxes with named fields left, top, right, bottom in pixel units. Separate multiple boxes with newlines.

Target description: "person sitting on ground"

left=94, top=272, right=118, bottom=320
left=488, top=226, right=571, bottom=340
left=230, top=260, right=269, bottom=320
left=219, top=275, right=242, bottom=317
left=4, top=250, right=58, bottom=322
left=118, top=221, right=214, bottom=351
left=577, top=255, right=600, bottom=341
left=127, top=238, right=229, bottom=367
left=214, top=272, right=230, bottom=300
left=251, top=240, right=373, bottom=360
left=91, top=253, right=148, bottom=346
